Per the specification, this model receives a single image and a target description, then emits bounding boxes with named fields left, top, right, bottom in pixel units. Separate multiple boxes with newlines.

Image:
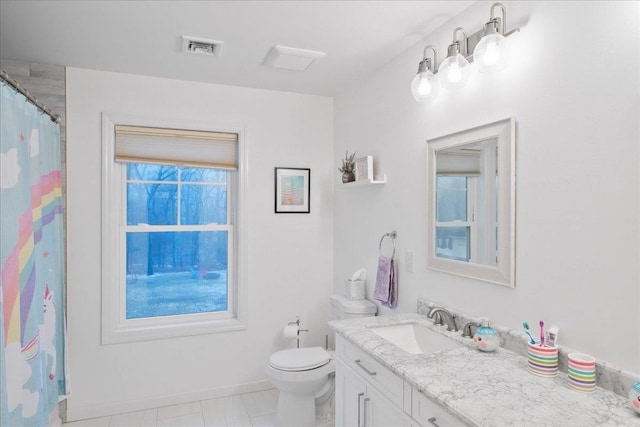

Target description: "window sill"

left=102, top=315, right=247, bottom=345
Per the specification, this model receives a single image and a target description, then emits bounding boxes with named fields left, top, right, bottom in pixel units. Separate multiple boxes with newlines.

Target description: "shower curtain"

left=1, top=82, right=68, bottom=427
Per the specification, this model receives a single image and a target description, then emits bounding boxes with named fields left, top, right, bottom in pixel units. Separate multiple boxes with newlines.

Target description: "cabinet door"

left=411, top=387, right=466, bottom=427
left=366, top=382, right=406, bottom=427
left=336, top=361, right=367, bottom=427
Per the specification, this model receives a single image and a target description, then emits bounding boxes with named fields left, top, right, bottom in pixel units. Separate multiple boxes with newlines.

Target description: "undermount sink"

left=369, top=322, right=463, bottom=355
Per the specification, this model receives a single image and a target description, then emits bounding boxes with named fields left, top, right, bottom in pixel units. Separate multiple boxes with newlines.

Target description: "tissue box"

left=345, top=279, right=365, bottom=301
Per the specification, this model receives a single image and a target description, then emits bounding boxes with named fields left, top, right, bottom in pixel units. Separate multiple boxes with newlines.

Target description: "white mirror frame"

left=426, top=118, right=516, bottom=287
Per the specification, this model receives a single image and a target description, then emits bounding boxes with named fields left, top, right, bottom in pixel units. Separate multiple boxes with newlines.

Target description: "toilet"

left=266, top=295, right=377, bottom=427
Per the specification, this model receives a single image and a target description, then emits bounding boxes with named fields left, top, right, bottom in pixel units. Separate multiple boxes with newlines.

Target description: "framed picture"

left=274, top=167, right=310, bottom=213
left=355, top=156, right=373, bottom=181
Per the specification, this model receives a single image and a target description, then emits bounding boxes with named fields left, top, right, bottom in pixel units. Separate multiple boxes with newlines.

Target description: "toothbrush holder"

left=527, top=342, right=558, bottom=377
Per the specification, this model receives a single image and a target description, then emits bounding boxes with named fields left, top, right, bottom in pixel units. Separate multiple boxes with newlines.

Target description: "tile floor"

left=63, top=389, right=335, bottom=427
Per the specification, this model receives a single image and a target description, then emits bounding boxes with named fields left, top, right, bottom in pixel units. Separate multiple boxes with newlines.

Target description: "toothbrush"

left=539, top=320, right=545, bottom=347
left=522, top=322, right=536, bottom=344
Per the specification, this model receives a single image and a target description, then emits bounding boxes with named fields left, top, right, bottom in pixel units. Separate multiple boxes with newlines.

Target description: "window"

left=125, top=164, right=231, bottom=319
left=102, top=115, right=245, bottom=344
left=435, top=176, right=475, bottom=262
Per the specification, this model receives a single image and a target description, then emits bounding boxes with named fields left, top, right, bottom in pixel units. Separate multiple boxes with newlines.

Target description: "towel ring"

left=379, top=231, right=397, bottom=259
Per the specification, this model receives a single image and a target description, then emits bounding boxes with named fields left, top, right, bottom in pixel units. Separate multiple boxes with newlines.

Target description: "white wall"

left=66, top=68, right=334, bottom=420
left=334, top=1, right=640, bottom=375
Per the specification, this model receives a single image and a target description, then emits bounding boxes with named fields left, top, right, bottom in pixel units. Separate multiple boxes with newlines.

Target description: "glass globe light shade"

left=411, top=70, right=439, bottom=102
left=473, top=32, right=510, bottom=73
left=438, top=54, right=471, bottom=89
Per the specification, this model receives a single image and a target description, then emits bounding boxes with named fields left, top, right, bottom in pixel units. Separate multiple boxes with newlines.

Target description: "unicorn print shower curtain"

left=1, top=82, right=68, bottom=426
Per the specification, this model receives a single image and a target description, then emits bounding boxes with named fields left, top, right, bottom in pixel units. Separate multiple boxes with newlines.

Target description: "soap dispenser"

left=630, top=381, right=640, bottom=415
left=473, top=318, right=499, bottom=352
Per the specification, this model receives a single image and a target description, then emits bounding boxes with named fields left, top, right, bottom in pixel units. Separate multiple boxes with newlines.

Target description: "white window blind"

left=436, top=151, right=481, bottom=176
left=115, top=125, right=238, bottom=169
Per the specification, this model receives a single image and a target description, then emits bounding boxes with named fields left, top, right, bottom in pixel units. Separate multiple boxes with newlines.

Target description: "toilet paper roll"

left=283, top=324, right=299, bottom=339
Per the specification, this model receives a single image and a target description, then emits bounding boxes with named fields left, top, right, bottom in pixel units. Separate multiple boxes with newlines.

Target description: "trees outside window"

left=124, top=164, right=231, bottom=319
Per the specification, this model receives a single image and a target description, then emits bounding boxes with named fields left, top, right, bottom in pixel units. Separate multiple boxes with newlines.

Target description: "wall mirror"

left=426, top=118, right=515, bottom=287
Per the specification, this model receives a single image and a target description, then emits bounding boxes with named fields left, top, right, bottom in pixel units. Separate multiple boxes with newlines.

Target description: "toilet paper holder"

left=288, top=317, right=309, bottom=348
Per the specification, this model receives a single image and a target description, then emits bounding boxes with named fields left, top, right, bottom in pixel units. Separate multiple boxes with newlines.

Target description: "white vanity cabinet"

left=335, top=358, right=406, bottom=427
left=335, top=336, right=466, bottom=427
left=409, top=389, right=462, bottom=427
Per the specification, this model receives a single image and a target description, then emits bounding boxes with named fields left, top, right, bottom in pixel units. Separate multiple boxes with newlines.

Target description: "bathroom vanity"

left=335, top=334, right=463, bottom=426
left=330, top=313, right=640, bottom=427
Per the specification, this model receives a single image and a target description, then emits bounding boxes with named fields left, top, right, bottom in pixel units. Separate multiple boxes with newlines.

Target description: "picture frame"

left=274, top=167, right=310, bottom=213
left=355, top=156, right=373, bottom=181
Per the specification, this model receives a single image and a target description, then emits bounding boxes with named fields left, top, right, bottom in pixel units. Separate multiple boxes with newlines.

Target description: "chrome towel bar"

left=379, top=230, right=397, bottom=259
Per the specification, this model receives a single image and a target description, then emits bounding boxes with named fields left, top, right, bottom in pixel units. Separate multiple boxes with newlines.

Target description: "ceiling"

left=0, top=1, right=473, bottom=96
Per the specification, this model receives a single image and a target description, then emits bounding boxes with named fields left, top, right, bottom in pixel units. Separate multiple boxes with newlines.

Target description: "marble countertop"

left=329, top=313, right=640, bottom=427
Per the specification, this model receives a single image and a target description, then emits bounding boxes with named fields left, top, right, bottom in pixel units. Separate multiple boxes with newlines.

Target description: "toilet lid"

left=269, top=347, right=330, bottom=371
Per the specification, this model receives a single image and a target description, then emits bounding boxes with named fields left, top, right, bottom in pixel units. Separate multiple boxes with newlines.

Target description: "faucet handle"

left=462, top=321, right=481, bottom=338
left=446, top=314, right=458, bottom=332
left=433, top=312, right=443, bottom=326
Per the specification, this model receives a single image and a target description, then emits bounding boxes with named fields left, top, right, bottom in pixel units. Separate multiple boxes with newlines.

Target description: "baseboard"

left=65, top=380, right=273, bottom=422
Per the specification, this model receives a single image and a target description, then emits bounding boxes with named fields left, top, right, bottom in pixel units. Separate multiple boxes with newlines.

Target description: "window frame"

left=101, top=113, right=247, bottom=344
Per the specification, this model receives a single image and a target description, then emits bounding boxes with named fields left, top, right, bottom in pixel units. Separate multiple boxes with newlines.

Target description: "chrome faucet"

left=427, top=306, right=458, bottom=332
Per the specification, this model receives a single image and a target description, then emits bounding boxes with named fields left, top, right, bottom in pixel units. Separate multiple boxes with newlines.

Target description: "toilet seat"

left=269, top=347, right=330, bottom=372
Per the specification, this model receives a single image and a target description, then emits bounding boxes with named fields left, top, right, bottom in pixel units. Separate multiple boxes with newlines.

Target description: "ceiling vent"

left=263, top=46, right=326, bottom=71
left=181, top=36, right=223, bottom=56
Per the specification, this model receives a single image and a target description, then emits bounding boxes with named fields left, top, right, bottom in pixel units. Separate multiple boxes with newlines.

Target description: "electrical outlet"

left=406, top=250, right=415, bottom=273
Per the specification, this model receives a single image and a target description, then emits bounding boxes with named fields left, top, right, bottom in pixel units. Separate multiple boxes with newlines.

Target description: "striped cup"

left=567, top=353, right=596, bottom=393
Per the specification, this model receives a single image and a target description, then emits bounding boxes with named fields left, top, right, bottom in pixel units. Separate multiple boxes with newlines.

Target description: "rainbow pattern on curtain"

left=1, top=82, right=68, bottom=427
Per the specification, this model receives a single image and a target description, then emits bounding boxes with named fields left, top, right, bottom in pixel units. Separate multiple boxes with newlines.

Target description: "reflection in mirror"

left=427, top=119, right=515, bottom=287
left=436, top=139, right=497, bottom=264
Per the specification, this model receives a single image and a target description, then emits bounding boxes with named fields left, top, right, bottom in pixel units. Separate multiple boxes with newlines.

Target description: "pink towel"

left=373, top=255, right=397, bottom=308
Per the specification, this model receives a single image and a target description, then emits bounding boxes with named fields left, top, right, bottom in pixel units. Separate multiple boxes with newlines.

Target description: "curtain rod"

left=0, top=69, right=61, bottom=123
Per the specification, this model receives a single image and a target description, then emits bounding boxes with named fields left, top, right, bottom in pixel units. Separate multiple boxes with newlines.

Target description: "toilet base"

left=266, top=349, right=335, bottom=427
left=276, top=390, right=316, bottom=427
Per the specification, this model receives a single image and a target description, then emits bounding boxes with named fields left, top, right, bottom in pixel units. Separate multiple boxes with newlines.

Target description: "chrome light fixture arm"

left=490, top=2, right=519, bottom=37
left=421, top=45, right=438, bottom=74
left=491, top=2, right=506, bottom=35
left=449, top=27, right=468, bottom=57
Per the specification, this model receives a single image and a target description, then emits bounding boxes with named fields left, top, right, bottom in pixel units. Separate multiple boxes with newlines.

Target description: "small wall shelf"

left=341, top=175, right=387, bottom=188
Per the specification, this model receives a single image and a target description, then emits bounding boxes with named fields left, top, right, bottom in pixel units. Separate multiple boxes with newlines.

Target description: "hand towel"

left=387, top=258, right=397, bottom=308
left=373, top=255, right=398, bottom=308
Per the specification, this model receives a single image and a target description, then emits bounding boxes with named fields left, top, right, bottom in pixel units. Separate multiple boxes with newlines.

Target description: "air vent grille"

left=181, top=36, right=223, bottom=56
left=263, top=45, right=326, bottom=71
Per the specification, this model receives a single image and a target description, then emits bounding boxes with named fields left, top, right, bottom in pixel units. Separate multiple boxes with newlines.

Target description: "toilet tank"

left=330, top=295, right=377, bottom=320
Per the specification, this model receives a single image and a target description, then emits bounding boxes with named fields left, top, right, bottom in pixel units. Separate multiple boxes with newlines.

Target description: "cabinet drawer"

left=411, top=388, right=465, bottom=427
left=337, top=336, right=404, bottom=408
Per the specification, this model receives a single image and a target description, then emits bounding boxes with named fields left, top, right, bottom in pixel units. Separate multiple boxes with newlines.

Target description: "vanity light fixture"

left=439, top=27, right=471, bottom=89
left=411, top=2, right=520, bottom=101
left=410, top=45, right=439, bottom=102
